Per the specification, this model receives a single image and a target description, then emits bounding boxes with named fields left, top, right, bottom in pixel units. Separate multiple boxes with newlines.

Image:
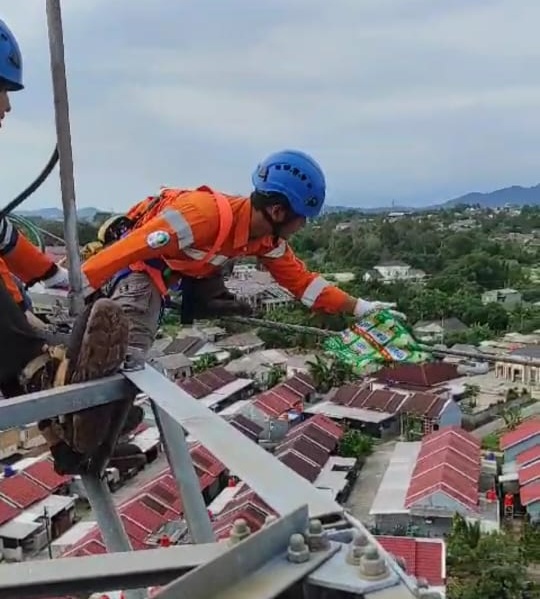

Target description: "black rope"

left=0, top=146, right=59, bottom=220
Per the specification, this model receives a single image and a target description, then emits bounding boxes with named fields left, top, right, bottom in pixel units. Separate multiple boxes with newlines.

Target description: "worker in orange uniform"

left=0, top=18, right=144, bottom=475
left=81, top=149, right=401, bottom=361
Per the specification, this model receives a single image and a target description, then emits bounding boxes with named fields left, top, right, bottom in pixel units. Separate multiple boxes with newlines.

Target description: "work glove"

left=354, top=298, right=406, bottom=321
left=42, top=264, right=70, bottom=290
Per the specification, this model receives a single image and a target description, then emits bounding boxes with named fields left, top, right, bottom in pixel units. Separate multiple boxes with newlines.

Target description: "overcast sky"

left=2, top=0, right=540, bottom=210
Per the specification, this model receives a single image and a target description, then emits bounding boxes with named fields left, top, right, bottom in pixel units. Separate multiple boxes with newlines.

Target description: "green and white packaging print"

left=323, top=309, right=431, bottom=374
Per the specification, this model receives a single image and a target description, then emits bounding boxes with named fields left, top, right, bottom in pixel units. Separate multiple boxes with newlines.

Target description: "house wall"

left=527, top=500, right=540, bottom=524
left=438, top=400, right=462, bottom=428
left=409, top=490, right=470, bottom=518
left=0, top=538, right=23, bottom=562
left=495, top=361, right=540, bottom=392
left=0, top=429, right=20, bottom=460
left=504, top=435, right=540, bottom=463
left=374, top=513, right=452, bottom=537
left=19, top=425, right=45, bottom=450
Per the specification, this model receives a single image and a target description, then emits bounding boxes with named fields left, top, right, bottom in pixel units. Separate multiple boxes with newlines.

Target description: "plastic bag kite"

left=323, top=309, right=431, bottom=374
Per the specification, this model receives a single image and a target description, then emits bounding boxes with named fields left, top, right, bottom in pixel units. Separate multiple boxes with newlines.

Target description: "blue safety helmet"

left=251, top=150, right=326, bottom=219
left=0, top=19, right=23, bottom=91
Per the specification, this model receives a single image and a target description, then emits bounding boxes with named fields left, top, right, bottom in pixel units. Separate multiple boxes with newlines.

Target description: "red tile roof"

left=230, top=414, right=263, bottom=441
left=0, top=474, right=50, bottom=508
left=332, top=383, right=407, bottom=413
left=399, top=392, right=449, bottom=419
left=212, top=490, right=275, bottom=540
left=0, top=497, right=20, bottom=526
left=178, top=367, right=236, bottom=399
left=500, top=419, right=540, bottom=451
left=22, top=458, right=72, bottom=492
left=252, top=389, right=303, bottom=418
left=276, top=434, right=329, bottom=467
left=190, top=443, right=225, bottom=477
left=278, top=451, right=320, bottom=482
left=287, top=415, right=343, bottom=451
left=405, top=427, right=481, bottom=512
left=375, top=363, right=459, bottom=387
left=520, top=481, right=540, bottom=506
left=516, top=445, right=540, bottom=467
left=376, top=536, right=445, bottom=586
left=519, top=462, right=540, bottom=486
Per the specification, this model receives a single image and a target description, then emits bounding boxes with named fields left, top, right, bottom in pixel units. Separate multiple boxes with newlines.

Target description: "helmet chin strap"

left=262, top=207, right=297, bottom=243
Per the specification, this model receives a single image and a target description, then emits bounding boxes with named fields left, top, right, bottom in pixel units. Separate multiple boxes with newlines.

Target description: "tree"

left=193, top=353, right=218, bottom=373
left=463, top=383, right=480, bottom=412
left=307, top=355, right=334, bottom=393
left=447, top=514, right=528, bottom=599
left=338, top=430, right=374, bottom=459
left=265, top=364, right=286, bottom=389
left=501, top=405, right=523, bottom=430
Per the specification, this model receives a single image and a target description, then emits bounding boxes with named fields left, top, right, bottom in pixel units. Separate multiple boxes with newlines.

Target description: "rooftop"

left=405, top=427, right=481, bottom=513
left=375, top=363, right=460, bottom=388
left=500, top=419, right=540, bottom=451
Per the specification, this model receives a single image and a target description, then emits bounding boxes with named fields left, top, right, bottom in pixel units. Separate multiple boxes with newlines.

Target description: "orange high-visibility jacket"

left=81, top=187, right=351, bottom=314
left=0, top=218, right=57, bottom=304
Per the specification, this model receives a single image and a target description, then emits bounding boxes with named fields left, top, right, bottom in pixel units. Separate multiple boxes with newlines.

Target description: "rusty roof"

left=375, top=362, right=459, bottom=387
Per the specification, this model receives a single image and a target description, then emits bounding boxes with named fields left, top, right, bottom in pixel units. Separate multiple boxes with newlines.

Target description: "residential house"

left=148, top=353, right=193, bottom=380
left=482, top=288, right=522, bottom=309
left=246, top=373, right=316, bottom=425
left=0, top=494, right=76, bottom=561
left=177, top=367, right=254, bottom=412
left=225, top=349, right=288, bottom=384
left=500, top=419, right=540, bottom=463
left=225, top=267, right=293, bottom=312
left=413, top=318, right=469, bottom=343
left=370, top=427, right=498, bottom=536
left=62, top=449, right=227, bottom=558
left=306, top=382, right=462, bottom=437
left=520, top=483, right=540, bottom=523
left=162, top=336, right=229, bottom=364
left=363, top=261, right=426, bottom=284
left=215, top=332, right=265, bottom=355
left=374, top=362, right=460, bottom=390
left=495, top=346, right=540, bottom=389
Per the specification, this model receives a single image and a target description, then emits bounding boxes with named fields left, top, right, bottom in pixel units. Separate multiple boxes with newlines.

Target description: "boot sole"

left=68, top=299, right=129, bottom=454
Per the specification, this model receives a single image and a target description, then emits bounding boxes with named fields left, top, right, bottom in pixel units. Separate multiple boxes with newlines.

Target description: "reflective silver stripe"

left=182, top=247, right=229, bottom=266
left=161, top=208, right=194, bottom=248
left=0, top=218, right=14, bottom=250
left=262, top=241, right=287, bottom=259
left=301, top=276, right=331, bottom=308
left=81, top=272, right=96, bottom=298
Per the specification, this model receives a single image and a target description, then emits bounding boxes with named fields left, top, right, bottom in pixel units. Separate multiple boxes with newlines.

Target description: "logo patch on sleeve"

left=146, top=230, right=170, bottom=249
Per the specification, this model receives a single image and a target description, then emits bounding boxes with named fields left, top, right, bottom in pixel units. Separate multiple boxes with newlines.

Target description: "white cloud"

left=1, top=0, right=540, bottom=210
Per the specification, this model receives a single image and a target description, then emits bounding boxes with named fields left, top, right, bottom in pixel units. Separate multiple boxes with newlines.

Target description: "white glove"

left=354, top=298, right=407, bottom=321
left=42, top=265, right=70, bottom=289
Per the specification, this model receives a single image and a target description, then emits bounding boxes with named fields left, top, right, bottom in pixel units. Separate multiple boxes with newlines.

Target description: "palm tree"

left=265, top=364, right=286, bottom=389
left=193, top=353, right=218, bottom=373
left=502, top=406, right=523, bottom=431
left=307, top=355, right=333, bottom=393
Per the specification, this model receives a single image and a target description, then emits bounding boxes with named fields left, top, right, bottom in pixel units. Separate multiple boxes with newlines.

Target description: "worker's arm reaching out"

left=258, top=240, right=403, bottom=318
left=81, top=199, right=215, bottom=297
left=0, top=217, right=68, bottom=288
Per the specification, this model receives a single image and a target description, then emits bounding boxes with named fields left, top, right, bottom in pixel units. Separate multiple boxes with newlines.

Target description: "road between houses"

left=472, top=401, right=540, bottom=439
left=344, top=439, right=397, bottom=525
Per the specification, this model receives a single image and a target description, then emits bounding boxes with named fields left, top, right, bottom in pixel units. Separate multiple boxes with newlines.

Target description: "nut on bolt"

left=306, top=519, right=330, bottom=551
left=287, top=533, right=310, bottom=563
left=228, top=518, right=251, bottom=546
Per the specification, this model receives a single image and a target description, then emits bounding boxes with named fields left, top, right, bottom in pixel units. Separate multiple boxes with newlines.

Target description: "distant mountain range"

left=16, top=207, right=99, bottom=222
left=327, top=182, right=540, bottom=214
left=15, top=182, right=540, bottom=220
